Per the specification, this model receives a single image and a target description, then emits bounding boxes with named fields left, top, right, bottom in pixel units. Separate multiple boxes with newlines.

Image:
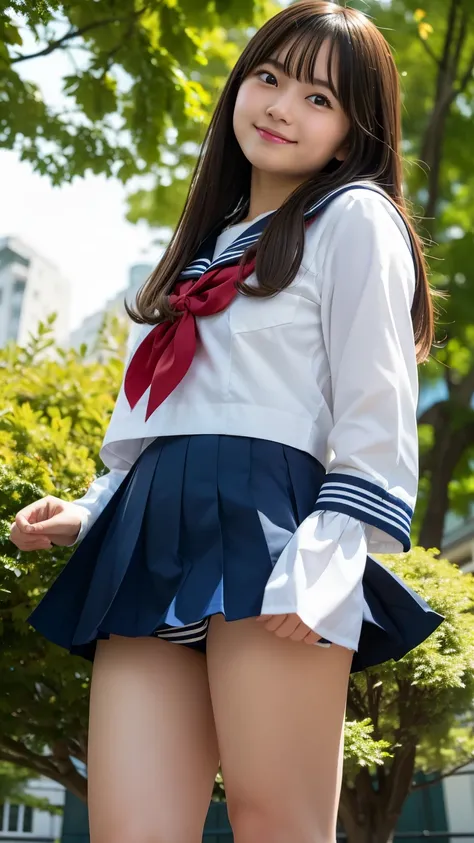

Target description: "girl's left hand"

left=256, top=613, right=320, bottom=645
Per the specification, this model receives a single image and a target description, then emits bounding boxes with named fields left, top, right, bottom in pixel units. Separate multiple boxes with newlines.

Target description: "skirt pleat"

left=27, top=434, right=443, bottom=672
left=174, top=435, right=224, bottom=622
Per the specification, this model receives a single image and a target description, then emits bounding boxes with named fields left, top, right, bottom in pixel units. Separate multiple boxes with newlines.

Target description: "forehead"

left=262, top=34, right=340, bottom=93
left=274, top=37, right=332, bottom=69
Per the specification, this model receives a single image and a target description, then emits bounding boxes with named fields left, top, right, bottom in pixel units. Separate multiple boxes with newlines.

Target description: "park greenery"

left=1, top=0, right=474, bottom=841
left=1, top=323, right=474, bottom=843
left=1, top=0, right=473, bottom=547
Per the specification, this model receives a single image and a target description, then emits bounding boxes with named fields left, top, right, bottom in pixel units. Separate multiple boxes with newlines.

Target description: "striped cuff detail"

left=314, top=473, right=413, bottom=552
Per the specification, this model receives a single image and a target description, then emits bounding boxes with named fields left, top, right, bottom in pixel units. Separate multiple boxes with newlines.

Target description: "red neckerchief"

left=123, top=182, right=397, bottom=421
left=124, top=257, right=256, bottom=420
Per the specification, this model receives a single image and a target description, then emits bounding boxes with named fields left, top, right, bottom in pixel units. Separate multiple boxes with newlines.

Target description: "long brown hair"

left=126, top=0, right=434, bottom=363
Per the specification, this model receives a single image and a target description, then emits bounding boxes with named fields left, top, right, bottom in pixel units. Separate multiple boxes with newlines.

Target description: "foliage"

left=2, top=1, right=474, bottom=838
left=4, top=1, right=473, bottom=546
left=0, top=0, right=279, bottom=184
left=0, top=761, right=62, bottom=815
left=350, top=0, right=474, bottom=550
left=340, top=546, right=474, bottom=843
left=1, top=329, right=474, bottom=829
left=0, top=319, right=127, bottom=800
left=129, top=0, right=474, bottom=550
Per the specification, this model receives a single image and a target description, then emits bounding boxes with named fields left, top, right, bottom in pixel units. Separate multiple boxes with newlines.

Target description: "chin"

left=241, top=144, right=296, bottom=172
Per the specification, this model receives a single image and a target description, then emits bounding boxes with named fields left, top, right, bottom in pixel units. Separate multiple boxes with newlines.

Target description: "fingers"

left=9, top=522, right=52, bottom=551
left=263, top=614, right=290, bottom=633
left=15, top=497, right=52, bottom=530
left=18, top=512, right=63, bottom=534
left=256, top=613, right=323, bottom=646
left=16, top=499, right=75, bottom=536
left=272, top=615, right=302, bottom=638
left=303, top=630, right=320, bottom=645
left=10, top=497, right=57, bottom=550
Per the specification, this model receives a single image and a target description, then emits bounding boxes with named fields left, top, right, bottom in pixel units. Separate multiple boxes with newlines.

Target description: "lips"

left=255, top=126, right=296, bottom=144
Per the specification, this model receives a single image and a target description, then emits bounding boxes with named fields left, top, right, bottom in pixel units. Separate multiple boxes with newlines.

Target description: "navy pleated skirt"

left=28, top=435, right=443, bottom=673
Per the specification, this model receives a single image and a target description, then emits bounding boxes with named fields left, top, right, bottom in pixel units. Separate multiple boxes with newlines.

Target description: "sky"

left=0, top=151, right=159, bottom=331
left=1, top=26, right=161, bottom=332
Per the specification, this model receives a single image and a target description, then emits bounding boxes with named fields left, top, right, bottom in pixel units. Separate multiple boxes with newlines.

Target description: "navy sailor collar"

left=179, top=181, right=412, bottom=282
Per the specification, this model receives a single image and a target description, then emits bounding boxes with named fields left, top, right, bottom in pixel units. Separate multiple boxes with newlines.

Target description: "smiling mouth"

left=255, top=126, right=296, bottom=144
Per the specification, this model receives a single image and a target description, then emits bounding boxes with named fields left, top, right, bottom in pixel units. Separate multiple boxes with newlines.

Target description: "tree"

left=1, top=327, right=474, bottom=837
left=0, top=762, right=62, bottom=817
left=0, top=318, right=126, bottom=801
left=128, top=0, right=474, bottom=550
left=351, top=0, right=474, bottom=550
left=0, top=0, right=279, bottom=184
left=340, top=548, right=474, bottom=843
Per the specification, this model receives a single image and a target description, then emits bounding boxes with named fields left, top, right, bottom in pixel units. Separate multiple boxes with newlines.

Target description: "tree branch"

left=451, top=365, right=474, bottom=406
left=0, top=736, right=60, bottom=778
left=412, top=757, right=474, bottom=790
left=457, top=48, right=474, bottom=94
left=0, top=737, right=88, bottom=802
left=9, top=8, right=147, bottom=65
left=347, top=681, right=369, bottom=721
left=417, top=34, right=441, bottom=67
left=417, top=403, right=443, bottom=427
left=451, top=7, right=467, bottom=79
left=440, top=0, right=460, bottom=79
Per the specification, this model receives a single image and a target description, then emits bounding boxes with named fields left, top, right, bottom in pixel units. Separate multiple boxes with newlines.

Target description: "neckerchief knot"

left=124, top=258, right=256, bottom=420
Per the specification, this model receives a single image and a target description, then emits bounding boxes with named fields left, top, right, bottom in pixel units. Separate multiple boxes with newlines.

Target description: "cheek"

left=233, top=86, right=255, bottom=141
left=305, top=113, right=350, bottom=152
left=234, top=86, right=251, bottom=120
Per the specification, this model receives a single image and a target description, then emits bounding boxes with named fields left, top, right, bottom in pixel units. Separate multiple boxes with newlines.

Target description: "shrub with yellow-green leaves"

left=1, top=323, right=474, bottom=843
left=0, top=318, right=126, bottom=801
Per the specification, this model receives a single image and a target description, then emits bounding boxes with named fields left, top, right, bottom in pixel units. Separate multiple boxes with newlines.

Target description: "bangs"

left=244, top=13, right=354, bottom=102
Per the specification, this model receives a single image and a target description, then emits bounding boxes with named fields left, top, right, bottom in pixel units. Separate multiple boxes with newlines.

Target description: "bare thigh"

left=207, top=615, right=352, bottom=843
left=87, top=635, right=219, bottom=843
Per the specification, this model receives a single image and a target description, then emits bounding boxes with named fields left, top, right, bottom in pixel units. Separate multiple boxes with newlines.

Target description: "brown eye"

left=308, top=93, right=332, bottom=108
left=256, top=70, right=278, bottom=86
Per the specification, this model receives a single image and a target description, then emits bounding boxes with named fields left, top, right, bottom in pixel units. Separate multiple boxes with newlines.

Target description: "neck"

left=241, top=168, right=303, bottom=223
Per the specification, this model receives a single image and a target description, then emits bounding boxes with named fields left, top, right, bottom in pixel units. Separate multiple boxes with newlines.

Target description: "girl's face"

left=233, top=39, right=351, bottom=182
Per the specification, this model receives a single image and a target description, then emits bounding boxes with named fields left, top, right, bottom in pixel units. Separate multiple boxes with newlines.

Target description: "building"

left=0, top=776, right=64, bottom=842
left=442, top=508, right=474, bottom=570
left=0, top=237, right=70, bottom=348
left=68, top=262, right=155, bottom=357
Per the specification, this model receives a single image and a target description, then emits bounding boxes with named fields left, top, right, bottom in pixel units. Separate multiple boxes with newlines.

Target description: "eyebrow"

left=264, top=58, right=336, bottom=96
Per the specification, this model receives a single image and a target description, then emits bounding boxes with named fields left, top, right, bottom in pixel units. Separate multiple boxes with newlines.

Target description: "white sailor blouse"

left=69, top=182, right=418, bottom=653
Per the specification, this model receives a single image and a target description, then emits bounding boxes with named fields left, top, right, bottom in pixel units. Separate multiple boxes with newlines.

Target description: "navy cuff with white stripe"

left=314, top=473, right=413, bottom=552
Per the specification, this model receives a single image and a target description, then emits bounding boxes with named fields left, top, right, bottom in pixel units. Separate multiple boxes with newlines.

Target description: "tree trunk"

left=339, top=794, right=399, bottom=843
left=418, top=413, right=474, bottom=549
left=418, top=0, right=470, bottom=225
left=339, top=747, right=417, bottom=843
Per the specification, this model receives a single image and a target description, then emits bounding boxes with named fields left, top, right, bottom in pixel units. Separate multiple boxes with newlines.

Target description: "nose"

left=265, top=92, right=294, bottom=124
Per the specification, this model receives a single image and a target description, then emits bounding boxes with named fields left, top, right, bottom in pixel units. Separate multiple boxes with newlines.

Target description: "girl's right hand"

left=9, top=495, right=84, bottom=551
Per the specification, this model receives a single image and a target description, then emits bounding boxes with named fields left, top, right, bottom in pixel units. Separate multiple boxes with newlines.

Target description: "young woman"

left=11, top=2, right=443, bottom=842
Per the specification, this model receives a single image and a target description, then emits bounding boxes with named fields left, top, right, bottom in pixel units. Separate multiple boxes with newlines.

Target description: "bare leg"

left=207, top=615, right=352, bottom=843
left=87, top=635, right=219, bottom=843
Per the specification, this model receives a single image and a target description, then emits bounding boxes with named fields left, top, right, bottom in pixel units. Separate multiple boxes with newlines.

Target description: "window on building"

left=1, top=801, right=34, bottom=833
left=23, top=804, right=33, bottom=832
left=13, top=278, right=26, bottom=296
left=8, top=802, right=19, bottom=831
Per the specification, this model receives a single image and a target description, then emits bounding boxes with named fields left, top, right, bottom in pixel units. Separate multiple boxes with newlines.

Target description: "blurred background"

left=1, top=1, right=474, bottom=841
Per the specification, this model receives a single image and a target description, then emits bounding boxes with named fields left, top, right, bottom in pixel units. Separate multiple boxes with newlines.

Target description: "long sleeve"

left=66, top=322, right=147, bottom=546
left=68, top=469, right=129, bottom=545
left=261, top=190, right=419, bottom=649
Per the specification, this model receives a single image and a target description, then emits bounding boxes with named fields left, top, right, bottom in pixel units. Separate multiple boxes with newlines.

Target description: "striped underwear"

left=151, top=618, right=332, bottom=651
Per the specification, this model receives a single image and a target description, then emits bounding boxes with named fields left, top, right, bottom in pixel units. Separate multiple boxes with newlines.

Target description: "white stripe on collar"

left=179, top=182, right=410, bottom=281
